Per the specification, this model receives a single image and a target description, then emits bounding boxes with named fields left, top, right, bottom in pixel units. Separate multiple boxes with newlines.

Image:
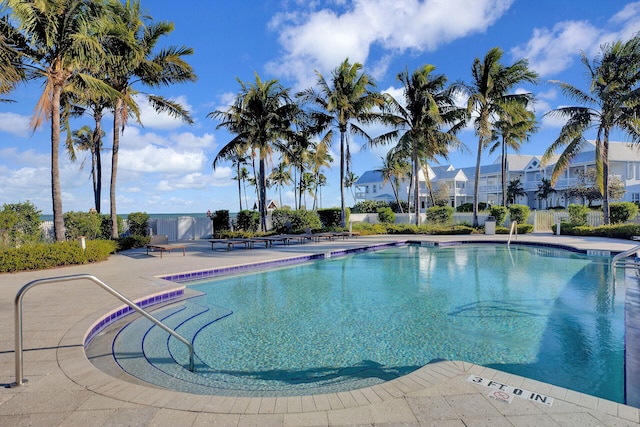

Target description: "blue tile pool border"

left=84, top=288, right=185, bottom=345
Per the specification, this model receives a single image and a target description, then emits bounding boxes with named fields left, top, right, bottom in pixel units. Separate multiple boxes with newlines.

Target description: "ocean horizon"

left=38, top=212, right=227, bottom=221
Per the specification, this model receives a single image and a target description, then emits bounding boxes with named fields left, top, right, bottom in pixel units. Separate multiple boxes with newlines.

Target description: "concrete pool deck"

left=1, top=233, right=640, bottom=426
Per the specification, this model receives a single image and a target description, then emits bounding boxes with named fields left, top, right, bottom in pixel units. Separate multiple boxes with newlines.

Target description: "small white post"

left=556, top=223, right=561, bottom=235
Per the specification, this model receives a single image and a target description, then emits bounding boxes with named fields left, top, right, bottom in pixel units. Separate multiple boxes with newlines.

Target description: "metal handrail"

left=507, top=221, right=518, bottom=247
left=611, top=244, right=640, bottom=285
left=13, top=274, right=194, bottom=386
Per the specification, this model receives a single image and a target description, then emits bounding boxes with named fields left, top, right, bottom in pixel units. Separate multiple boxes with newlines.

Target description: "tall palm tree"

left=543, top=36, right=640, bottom=224
left=269, top=161, right=292, bottom=208
left=69, top=125, right=104, bottom=211
left=308, top=143, right=332, bottom=210
left=105, top=0, right=196, bottom=238
left=298, top=58, right=387, bottom=227
left=4, top=0, right=118, bottom=240
left=344, top=171, right=359, bottom=205
left=376, top=154, right=410, bottom=212
left=466, top=47, right=538, bottom=226
left=210, top=74, right=298, bottom=231
left=374, top=65, right=466, bottom=224
left=489, top=104, right=537, bottom=206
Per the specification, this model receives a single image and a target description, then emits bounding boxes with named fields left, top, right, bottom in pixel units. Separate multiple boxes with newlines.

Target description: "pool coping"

left=67, top=238, right=640, bottom=422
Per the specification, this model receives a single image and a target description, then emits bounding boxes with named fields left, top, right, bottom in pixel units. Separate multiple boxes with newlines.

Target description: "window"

left=365, top=186, right=369, bottom=194
left=373, top=185, right=377, bottom=193
left=632, top=193, right=640, bottom=203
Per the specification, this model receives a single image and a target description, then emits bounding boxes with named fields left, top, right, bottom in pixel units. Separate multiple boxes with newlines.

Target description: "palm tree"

left=232, top=165, right=250, bottom=211
left=0, top=16, right=27, bottom=102
left=344, top=171, right=359, bottom=205
left=5, top=0, right=118, bottom=241
left=542, top=35, right=640, bottom=224
left=308, top=143, right=332, bottom=210
left=374, top=65, right=466, bottom=224
left=69, top=125, right=104, bottom=211
left=376, top=154, right=410, bottom=212
left=269, top=161, right=292, bottom=208
left=211, top=74, right=298, bottom=231
left=489, top=104, right=537, bottom=206
left=297, top=58, right=387, bottom=227
left=105, top=0, right=196, bottom=238
left=466, top=47, right=538, bottom=226
left=536, top=177, right=556, bottom=209
left=506, top=177, right=526, bottom=205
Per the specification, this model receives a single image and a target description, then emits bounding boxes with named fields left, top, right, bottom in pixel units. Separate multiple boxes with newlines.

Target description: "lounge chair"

left=146, top=235, right=186, bottom=258
left=209, top=238, right=255, bottom=251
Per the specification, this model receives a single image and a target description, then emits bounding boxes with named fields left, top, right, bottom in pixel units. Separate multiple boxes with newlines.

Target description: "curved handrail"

left=13, top=274, right=194, bottom=386
left=610, top=244, right=640, bottom=286
left=507, top=221, right=518, bottom=247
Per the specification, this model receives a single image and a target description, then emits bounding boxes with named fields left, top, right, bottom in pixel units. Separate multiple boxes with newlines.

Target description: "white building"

left=354, top=141, right=640, bottom=210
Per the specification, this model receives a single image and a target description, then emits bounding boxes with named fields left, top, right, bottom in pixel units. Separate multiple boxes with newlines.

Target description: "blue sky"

left=1, top=1, right=639, bottom=215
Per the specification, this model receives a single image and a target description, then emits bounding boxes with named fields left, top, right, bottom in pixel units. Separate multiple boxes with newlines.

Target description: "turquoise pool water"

left=113, top=244, right=626, bottom=400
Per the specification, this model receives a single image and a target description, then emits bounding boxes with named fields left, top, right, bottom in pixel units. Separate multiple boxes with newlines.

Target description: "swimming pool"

left=110, top=243, right=626, bottom=401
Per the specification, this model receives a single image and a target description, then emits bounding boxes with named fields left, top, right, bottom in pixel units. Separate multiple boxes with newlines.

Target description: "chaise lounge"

left=146, top=235, right=186, bottom=258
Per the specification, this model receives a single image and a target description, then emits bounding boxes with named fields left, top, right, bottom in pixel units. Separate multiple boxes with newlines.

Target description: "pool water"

left=115, top=244, right=626, bottom=401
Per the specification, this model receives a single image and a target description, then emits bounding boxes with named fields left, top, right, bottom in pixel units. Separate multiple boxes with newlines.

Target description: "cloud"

left=0, top=112, right=32, bottom=137
left=134, top=94, right=195, bottom=130
left=268, top=0, right=514, bottom=86
left=512, top=2, right=640, bottom=77
left=511, top=21, right=599, bottom=77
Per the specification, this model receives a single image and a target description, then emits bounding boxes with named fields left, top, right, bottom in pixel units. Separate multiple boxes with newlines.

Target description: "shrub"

left=496, top=224, right=534, bottom=234
left=64, top=211, right=103, bottom=240
left=489, top=205, right=508, bottom=226
left=351, top=222, right=388, bottom=235
left=351, top=200, right=389, bottom=213
left=559, top=223, right=640, bottom=239
left=235, top=210, right=260, bottom=232
left=127, top=212, right=150, bottom=236
left=0, top=239, right=117, bottom=273
left=456, top=202, right=487, bottom=212
left=426, top=206, right=453, bottom=225
left=211, top=210, right=230, bottom=238
left=0, top=201, right=43, bottom=247
left=271, top=208, right=323, bottom=233
left=508, top=204, right=530, bottom=224
left=317, top=208, right=348, bottom=227
left=117, top=235, right=150, bottom=250
left=377, top=207, right=395, bottom=224
left=609, top=202, right=638, bottom=224
left=567, top=204, right=588, bottom=226
left=389, top=200, right=410, bottom=213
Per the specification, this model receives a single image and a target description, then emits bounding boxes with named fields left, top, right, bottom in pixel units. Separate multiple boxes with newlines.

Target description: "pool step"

left=112, top=298, right=237, bottom=394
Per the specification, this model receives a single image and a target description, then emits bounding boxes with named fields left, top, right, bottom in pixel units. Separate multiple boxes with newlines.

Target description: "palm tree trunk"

left=51, top=84, right=65, bottom=241
left=259, top=156, right=267, bottom=232
left=501, top=137, right=507, bottom=207
left=413, top=144, right=420, bottom=226
left=110, top=99, right=122, bottom=239
left=93, top=110, right=103, bottom=213
left=602, top=131, right=611, bottom=225
left=472, top=138, right=483, bottom=227
left=237, top=163, right=243, bottom=211
left=340, top=131, right=346, bottom=227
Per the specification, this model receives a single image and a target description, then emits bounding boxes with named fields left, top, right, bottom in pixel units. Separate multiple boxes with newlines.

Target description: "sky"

left=1, top=0, right=640, bottom=215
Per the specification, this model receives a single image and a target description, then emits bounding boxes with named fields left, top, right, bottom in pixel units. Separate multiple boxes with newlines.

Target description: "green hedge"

left=271, top=208, right=323, bottom=233
left=558, top=223, right=640, bottom=239
left=0, top=240, right=117, bottom=273
left=496, top=224, right=534, bottom=234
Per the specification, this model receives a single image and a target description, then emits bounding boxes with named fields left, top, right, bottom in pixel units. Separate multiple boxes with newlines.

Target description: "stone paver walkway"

left=1, top=233, right=639, bottom=426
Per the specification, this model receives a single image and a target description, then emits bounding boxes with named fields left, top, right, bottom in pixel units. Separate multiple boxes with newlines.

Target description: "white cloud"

left=134, top=94, right=194, bottom=130
left=0, top=112, right=32, bottom=137
left=511, top=21, right=599, bottom=77
left=119, top=144, right=207, bottom=173
left=268, top=0, right=514, bottom=86
left=512, top=2, right=640, bottom=77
